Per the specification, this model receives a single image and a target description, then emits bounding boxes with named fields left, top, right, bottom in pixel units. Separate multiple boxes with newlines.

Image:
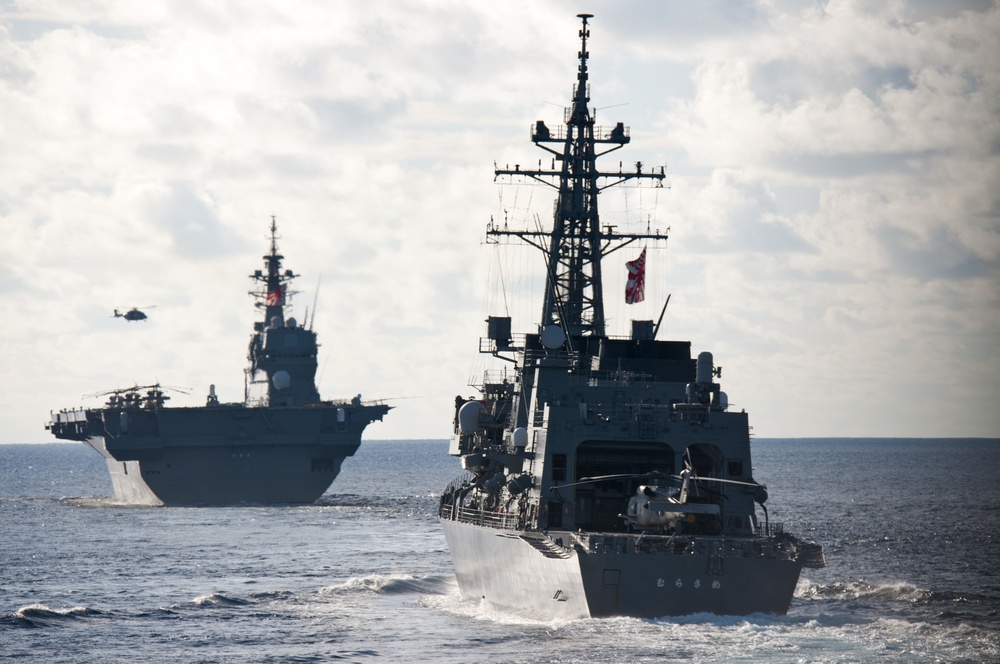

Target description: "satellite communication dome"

left=458, top=401, right=486, bottom=434
left=272, top=370, right=291, bottom=390
left=540, top=324, right=566, bottom=349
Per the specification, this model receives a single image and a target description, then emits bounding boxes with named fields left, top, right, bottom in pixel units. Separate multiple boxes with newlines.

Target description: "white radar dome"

left=458, top=401, right=486, bottom=434
left=272, top=370, right=291, bottom=391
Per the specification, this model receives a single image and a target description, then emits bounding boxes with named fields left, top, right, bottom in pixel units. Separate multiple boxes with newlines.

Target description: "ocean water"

left=2, top=438, right=998, bottom=663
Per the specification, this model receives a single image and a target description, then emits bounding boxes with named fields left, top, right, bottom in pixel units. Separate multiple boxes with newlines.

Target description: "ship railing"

left=51, top=408, right=89, bottom=424
left=573, top=399, right=675, bottom=425
left=482, top=370, right=515, bottom=386
left=326, top=396, right=389, bottom=407
left=611, top=400, right=672, bottom=417
left=522, top=348, right=579, bottom=366
left=242, top=396, right=390, bottom=409
left=445, top=503, right=522, bottom=531
left=478, top=334, right=527, bottom=354
left=442, top=473, right=474, bottom=495
left=530, top=119, right=628, bottom=143
left=583, top=532, right=796, bottom=561
left=755, top=521, right=784, bottom=537
left=587, top=369, right=657, bottom=386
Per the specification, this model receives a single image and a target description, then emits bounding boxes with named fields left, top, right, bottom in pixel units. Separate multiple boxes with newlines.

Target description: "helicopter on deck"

left=621, top=468, right=769, bottom=530
left=114, top=306, right=155, bottom=321
left=560, top=462, right=769, bottom=531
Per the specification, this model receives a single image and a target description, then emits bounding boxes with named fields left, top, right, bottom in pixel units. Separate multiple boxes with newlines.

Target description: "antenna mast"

left=492, top=14, right=667, bottom=338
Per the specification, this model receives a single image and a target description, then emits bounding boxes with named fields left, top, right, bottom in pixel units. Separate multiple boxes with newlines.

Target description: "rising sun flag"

left=625, top=247, right=646, bottom=304
left=265, top=284, right=286, bottom=306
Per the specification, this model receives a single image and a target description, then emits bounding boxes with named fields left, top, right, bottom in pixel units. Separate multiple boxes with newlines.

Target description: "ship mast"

left=251, top=216, right=296, bottom=325
left=492, top=14, right=667, bottom=340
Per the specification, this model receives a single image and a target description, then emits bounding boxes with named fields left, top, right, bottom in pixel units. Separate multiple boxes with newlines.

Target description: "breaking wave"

left=320, top=573, right=453, bottom=596
left=797, top=579, right=990, bottom=605
left=799, top=579, right=930, bottom=602
left=191, top=593, right=252, bottom=608
left=1, top=603, right=102, bottom=629
left=425, top=590, right=575, bottom=627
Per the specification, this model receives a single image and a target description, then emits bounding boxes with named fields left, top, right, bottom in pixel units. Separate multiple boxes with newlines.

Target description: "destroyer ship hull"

left=54, top=403, right=386, bottom=505
left=438, top=15, right=823, bottom=620
left=442, top=517, right=803, bottom=620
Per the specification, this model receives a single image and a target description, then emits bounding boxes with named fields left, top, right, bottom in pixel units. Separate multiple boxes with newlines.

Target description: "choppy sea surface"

left=2, top=438, right=998, bottom=663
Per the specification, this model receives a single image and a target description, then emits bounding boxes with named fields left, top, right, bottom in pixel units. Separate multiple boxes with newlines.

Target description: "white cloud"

left=0, top=0, right=997, bottom=445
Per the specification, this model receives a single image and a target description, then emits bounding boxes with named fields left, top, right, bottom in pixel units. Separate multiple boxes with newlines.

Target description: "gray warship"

left=439, top=15, right=824, bottom=620
left=47, top=219, right=390, bottom=505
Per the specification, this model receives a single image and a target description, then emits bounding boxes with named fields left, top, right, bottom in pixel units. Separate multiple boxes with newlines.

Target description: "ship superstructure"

left=48, top=219, right=390, bottom=505
left=439, top=15, right=823, bottom=619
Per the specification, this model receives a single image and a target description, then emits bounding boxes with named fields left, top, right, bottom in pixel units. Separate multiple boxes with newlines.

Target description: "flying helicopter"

left=113, top=306, right=155, bottom=321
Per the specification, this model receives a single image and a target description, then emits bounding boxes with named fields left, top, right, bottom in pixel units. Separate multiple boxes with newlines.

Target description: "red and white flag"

left=625, top=247, right=646, bottom=304
left=265, top=284, right=286, bottom=306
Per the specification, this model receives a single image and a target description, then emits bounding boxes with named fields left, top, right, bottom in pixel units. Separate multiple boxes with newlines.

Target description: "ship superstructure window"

left=547, top=500, right=563, bottom=528
left=552, top=454, right=567, bottom=481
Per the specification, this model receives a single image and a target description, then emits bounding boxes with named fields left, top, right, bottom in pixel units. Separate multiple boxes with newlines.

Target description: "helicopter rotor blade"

left=664, top=468, right=765, bottom=488
left=688, top=476, right=764, bottom=488
left=553, top=471, right=671, bottom=490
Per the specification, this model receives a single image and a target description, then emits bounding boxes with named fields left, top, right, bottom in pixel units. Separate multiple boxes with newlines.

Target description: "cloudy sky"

left=2, top=0, right=997, bottom=444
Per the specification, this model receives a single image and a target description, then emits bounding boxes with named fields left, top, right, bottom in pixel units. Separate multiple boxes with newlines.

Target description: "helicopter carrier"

left=47, top=219, right=390, bottom=506
left=439, top=15, right=824, bottom=620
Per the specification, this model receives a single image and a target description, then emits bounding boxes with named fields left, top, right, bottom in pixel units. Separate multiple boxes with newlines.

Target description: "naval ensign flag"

left=625, top=247, right=646, bottom=304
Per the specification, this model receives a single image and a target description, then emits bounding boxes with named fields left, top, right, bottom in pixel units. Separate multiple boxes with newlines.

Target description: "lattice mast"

left=492, top=14, right=667, bottom=339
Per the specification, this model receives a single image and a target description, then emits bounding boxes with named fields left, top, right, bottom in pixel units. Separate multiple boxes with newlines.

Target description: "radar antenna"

left=249, top=216, right=297, bottom=326
left=491, top=14, right=668, bottom=338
